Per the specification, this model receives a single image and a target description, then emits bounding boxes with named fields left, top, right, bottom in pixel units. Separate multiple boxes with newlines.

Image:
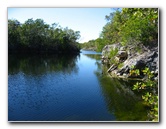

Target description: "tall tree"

left=8, top=18, right=81, bottom=54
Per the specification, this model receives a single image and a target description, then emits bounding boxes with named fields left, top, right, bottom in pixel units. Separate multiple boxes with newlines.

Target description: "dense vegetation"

left=81, top=8, right=158, bottom=121
left=80, top=38, right=104, bottom=52
left=8, top=18, right=81, bottom=54
left=81, top=8, right=158, bottom=52
left=130, top=67, right=158, bottom=121
left=8, top=8, right=158, bottom=121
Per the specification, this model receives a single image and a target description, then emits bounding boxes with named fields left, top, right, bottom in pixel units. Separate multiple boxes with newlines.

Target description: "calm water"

left=8, top=50, right=148, bottom=121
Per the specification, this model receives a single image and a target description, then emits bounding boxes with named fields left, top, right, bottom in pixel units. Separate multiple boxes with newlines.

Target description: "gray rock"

left=117, top=51, right=128, bottom=58
left=117, top=73, right=120, bottom=76
left=102, top=43, right=158, bottom=79
left=120, top=46, right=125, bottom=51
left=107, top=64, right=117, bottom=72
left=102, top=43, right=121, bottom=58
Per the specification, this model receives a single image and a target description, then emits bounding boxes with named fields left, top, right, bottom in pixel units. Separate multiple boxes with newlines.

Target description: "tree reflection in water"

left=8, top=54, right=79, bottom=75
left=85, top=54, right=148, bottom=121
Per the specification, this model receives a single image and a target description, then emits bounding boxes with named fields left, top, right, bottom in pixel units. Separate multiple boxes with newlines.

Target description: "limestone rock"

left=102, top=43, right=158, bottom=79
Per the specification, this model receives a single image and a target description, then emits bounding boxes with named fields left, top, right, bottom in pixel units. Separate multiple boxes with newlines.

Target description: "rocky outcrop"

left=102, top=43, right=121, bottom=58
left=102, top=43, right=158, bottom=79
left=102, top=43, right=122, bottom=63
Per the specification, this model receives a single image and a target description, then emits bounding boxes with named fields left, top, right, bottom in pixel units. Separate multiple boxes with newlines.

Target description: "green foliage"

left=108, top=48, right=119, bottom=65
left=117, top=62, right=124, bottom=70
left=129, top=69, right=140, bottom=77
left=80, top=39, right=96, bottom=50
left=95, top=38, right=106, bottom=52
left=8, top=19, right=21, bottom=48
left=109, top=48, right=118, bottom=58
left=120, top=8, right=158, bottom=46
left=102, top=10, right=122, bottom=44
left=80, top=8, right=158, bottom=52
left=80, top=38, right=105, bottom=52
left=130, top=67, right=158, bottom=121
left=8, top=18, right=81, bottom=54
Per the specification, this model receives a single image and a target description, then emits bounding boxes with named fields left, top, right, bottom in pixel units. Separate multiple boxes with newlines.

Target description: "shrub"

left=130, top=67, right=158, bottom=121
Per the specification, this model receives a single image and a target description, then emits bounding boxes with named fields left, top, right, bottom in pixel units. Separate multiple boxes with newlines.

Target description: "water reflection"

left=8, top=54, right=79, bottom=75
left=80, top=49, right=101, bottom=55
left=8, top=51, right=148, bottom=121
left=95, top=66, right=148, bottom=121
left=84, top=54, right=101, bottom=60
left=80, top=53, right=148, bottom=121
left=8, top=54, right=81, bottom=121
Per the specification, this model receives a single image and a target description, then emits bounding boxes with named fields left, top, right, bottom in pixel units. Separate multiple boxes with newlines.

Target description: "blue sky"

left=8, top=8, right=113, bottom=43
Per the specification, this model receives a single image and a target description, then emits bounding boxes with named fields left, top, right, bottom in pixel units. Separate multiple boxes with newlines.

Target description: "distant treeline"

left=8, top=18, right=81, bottom=54
left=81, top=8, right=158, bottom=52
